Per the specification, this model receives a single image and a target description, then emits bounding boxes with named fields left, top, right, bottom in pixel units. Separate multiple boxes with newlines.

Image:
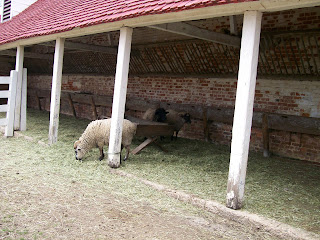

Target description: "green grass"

left=4, top=109, right=320, bottom=234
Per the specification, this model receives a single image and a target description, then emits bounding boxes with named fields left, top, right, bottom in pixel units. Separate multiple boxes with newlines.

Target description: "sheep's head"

left=180, top=112, right=191, bottom=124
left=154, top=108, right=168, bottom=122
left=74, top=139, right=86, bottom=160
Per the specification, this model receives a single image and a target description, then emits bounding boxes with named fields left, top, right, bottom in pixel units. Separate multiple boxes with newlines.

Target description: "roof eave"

left=0, top=0, right=319, bottom=51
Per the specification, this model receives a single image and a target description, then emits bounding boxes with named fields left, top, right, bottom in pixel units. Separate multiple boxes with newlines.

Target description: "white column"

left=14, top=45, right=24, bottom=130
left=226, top=11, right=262, bottom=209
left=20, top=68, right=27, bottom=131
left=5, top=70, right=18, bottom=137
left=48, top=38, right=65, bottom=145
left=108, top=27, right=133, bottom=168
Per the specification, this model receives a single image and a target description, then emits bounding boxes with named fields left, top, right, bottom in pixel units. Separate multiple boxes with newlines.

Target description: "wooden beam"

left=67, top=93, right=76, bottom=117
left=149, top=22, right=241, bottom=47
left=229, top=16, right=238, bottom=35
left=108, top=27, right=133, bottom=168
left=41, top=41, right=118, bottom=54
left=268, top=114, right=320, bottom=136
left=131, top=137, right=157, bottom=155
left=48, top=38, right=65, bottom=145
left=262, top=114, right=270, bottom=157
left=65, top=41, right=118, bottom=54
left=14, top=45, right=24, bottom=130
left=26, top=89, right=320, bottom=136
left=202, top=107, right=210, bottom=142
left=0, top=49, right=53, bottom=60
left=90, top=96, right=98, bottom=120
left=226, top=11, right=262, bottom=210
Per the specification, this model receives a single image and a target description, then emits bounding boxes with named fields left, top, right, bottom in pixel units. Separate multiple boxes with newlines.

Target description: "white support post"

left=14, top=45, right=24, bottom=130
left=48, top=38, right=65, bottom=145
left=108, top=27, right=133, bottom=168
left=20, top=68, right=27, bottom=131
left=5, top=70, right=18, bottom=137
left=226, top=11, right=262, bottom=210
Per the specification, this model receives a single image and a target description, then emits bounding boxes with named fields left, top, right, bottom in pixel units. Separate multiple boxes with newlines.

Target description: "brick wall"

left=27, top=74, right=320, bottom=163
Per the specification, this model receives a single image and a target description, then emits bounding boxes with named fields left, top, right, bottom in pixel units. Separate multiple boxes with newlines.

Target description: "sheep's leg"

left=175, top=131, right=179, bottom=140
left=99, top=147, right=104, bottom=161
left=123, top=146, right=130, bottom=161
left=119, top=144, right=124, bottom=163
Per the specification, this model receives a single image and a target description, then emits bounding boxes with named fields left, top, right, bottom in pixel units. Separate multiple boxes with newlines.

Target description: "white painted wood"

left=48, top=38, right=65, bottom=145
left=5, top=70, right=18, bottom=137
left=0, top=76, right=10, bottom=84
left=0, top=118, right=7, bottom=125
left=0, top=104, right=8, bottom=112
left=14, top=45, right=24, bottom=130
left=0, top=91, right=9, bottom=98
left=20, top=68, right=27, bottom=131
left=150, top=22, right=240, bottom=47
left=1, top=0, right=319, bottom=51
left=229, top=16, right=238, bottom=35
left=226, top=11, right=262, bottom=210
left=108, top=27, right=133, bottom=168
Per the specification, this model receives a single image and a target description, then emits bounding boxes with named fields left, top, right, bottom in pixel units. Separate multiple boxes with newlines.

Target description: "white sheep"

left=74, top=118, right=137, bottom=161
left=165, top=109, right=191, bottom=140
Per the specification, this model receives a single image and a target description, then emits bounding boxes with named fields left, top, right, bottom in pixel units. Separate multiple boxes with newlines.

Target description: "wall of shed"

left=27, top=74, right=320, bottom=163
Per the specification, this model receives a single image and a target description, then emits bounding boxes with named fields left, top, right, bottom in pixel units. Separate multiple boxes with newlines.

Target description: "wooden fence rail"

left=27, top=88, right=320, bottom=155
left=0, top=70, right=18, bottom=137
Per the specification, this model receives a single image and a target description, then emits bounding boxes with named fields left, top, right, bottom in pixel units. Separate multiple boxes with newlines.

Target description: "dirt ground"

left=0, top=165, right=273, bottom=240
left=0, top=134, right=317, bottom=240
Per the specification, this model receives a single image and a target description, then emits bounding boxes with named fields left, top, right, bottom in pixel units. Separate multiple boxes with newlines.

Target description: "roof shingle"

left=0, top=0, right=251, bottom=46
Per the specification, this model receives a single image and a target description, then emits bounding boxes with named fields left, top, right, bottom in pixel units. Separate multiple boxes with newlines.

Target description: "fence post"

left=5, top=70, right=18, bottom=137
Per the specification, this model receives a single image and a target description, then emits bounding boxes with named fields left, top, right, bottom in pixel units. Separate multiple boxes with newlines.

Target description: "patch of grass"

left=3, top=109, right=320, bottom=235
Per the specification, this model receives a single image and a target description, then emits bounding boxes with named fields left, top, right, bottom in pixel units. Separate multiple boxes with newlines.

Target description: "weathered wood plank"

left=160, top=102, right=203, bottom=117
left=0, top=91, right=9, bottom=98
left=131, top=137, right=157, bottom=155
left=93, top=95, right=113, bottom=107
left=268, top=114, right=320, bottom=135
left=0, top=104, right=8, bottom=112
left=90, top=96, right=97, bottom=120
left=0, top=118, right=7, bottom=126
left=0, top=76, right=10, bottom=84
left=26, top=89, right=320, bottom=136
left=150, top=22, right=241, bottom=47
left=126, top=98, right=159, bottom=112
left=67, top=93, right=76, bottom=117
left=135, top=124, right=175, bottom=137
left=202, top=107, right=210, bottom=142
left=262, top=114, right=270, bottom=157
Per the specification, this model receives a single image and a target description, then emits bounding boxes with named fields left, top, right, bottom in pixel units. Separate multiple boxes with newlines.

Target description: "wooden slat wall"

left=27, top=88, right=320, bottom=136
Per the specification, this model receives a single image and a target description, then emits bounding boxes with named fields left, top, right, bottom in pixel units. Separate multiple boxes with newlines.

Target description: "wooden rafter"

left=149, top=22, right=241, bottom=47
left=41, top=41, right=118, bottom=54
left=0, top=49, right=52, bottom=60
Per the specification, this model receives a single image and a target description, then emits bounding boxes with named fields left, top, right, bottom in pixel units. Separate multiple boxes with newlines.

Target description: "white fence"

left=0, top=70, right=17, bottom=137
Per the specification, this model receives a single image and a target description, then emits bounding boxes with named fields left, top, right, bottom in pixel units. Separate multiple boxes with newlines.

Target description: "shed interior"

left=0, top=6, right=319, bottom=163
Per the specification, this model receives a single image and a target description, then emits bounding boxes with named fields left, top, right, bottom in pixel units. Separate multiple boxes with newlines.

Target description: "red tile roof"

left=0, top=0, right=253, bottom=46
